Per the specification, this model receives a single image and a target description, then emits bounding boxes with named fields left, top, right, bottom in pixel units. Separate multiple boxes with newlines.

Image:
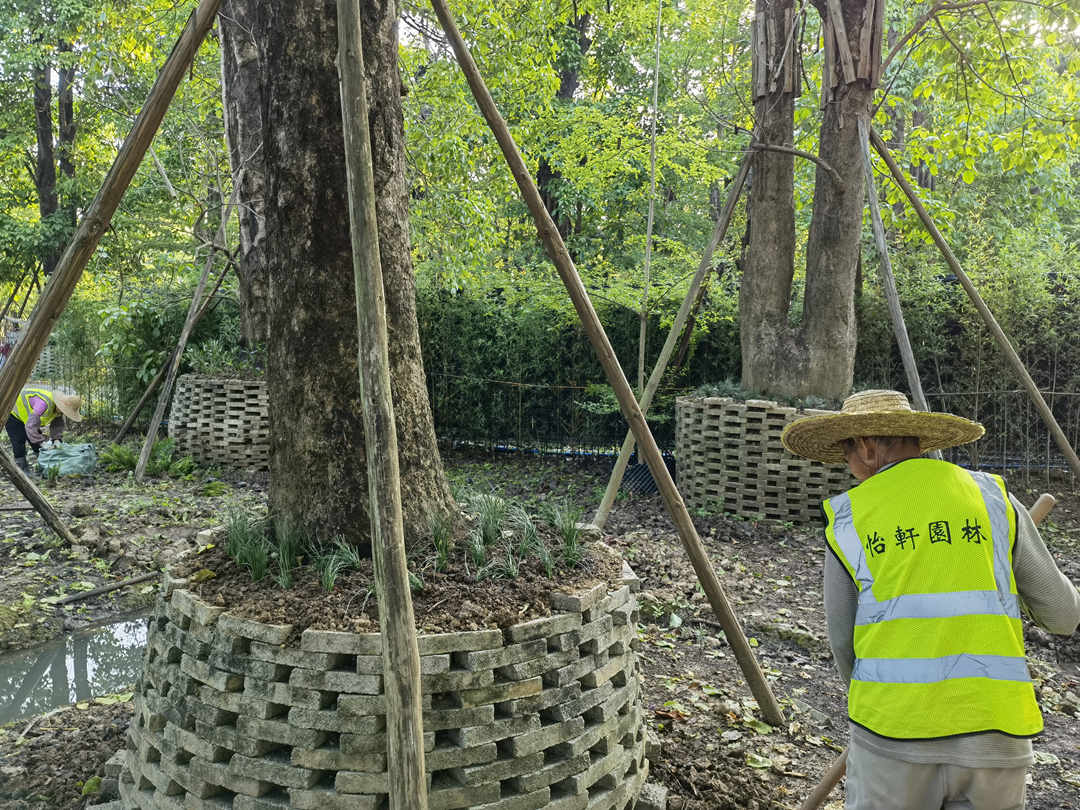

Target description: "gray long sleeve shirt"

left=825, top=491, right=1080, bottom=767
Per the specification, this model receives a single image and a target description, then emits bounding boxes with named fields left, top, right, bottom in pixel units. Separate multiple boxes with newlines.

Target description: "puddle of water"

left=0, top=615, right=147, bottom=726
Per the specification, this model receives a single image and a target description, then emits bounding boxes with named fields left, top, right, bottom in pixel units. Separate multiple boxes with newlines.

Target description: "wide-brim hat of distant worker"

left=52, top=392, right=83, bottom=422
left=781, top=389, right=984, bottom=465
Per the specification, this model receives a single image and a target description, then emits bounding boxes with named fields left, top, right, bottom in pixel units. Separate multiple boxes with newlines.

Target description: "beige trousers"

left=846, top=740, right=1028, bottom=810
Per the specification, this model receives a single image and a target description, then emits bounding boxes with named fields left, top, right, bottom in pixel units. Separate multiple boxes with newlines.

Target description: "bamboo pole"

left=338, top=4, right=427, bottom=808
left=799, top=492, right=1057, bottom=809
left=869, top=127, right=1080, bottom=480
left=857, top=119, right=941, bottom=460
left=430, top=0, right=784, bottom=726
left=593, top=153, right=751, bottom=530
left=0, top=452, right=78, bottom=544
left=135, top=184, right=238, bottom=482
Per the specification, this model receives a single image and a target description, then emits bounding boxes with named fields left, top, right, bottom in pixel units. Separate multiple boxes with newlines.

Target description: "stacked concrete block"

left=675, top=396, right=852, bottom=524
left=119, top=568, right=647, bottom=809
left=168, top=375, right=269, bottom=472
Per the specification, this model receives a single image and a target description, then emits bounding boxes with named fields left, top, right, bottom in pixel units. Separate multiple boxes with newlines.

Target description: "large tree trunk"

left=220, top=1, right=270, bottom=348
left=254, top=0, right=454, bottom=548
left=33, top=62, right=60, bottom=276
left=740, top=0, right=875, bottom=400
left=740, top=0, right=801, bottom=393
left=801, top=83, right=871, bottom=396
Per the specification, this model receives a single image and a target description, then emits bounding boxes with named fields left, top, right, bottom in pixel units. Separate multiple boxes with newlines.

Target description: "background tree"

left=238, top=0, right=455, bottom=548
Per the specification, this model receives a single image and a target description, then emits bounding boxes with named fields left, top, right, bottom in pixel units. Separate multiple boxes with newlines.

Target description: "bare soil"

left=0, top=445, right=1077, bottom=809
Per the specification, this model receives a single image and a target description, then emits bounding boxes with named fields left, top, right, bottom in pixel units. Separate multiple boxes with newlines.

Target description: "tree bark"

left=220, top=0, right=270, bottom=348
left=740, top=0, right=800, bottom=394
left=256, top=0, right=454, bottom=549
left=33, top=63, right=60, bottom=277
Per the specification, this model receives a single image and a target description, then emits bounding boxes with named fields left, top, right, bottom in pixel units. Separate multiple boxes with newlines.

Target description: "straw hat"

left=52, top=392, right=83, bottom=422
left=781, top=389, right=983, bottom=465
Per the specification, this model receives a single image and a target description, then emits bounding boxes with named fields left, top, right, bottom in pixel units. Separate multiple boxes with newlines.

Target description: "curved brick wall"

left=675, top=395, right=852, bottom=524
left=168, top=375, right=269, bottom=472
left=119, top=568, right=646, bottom=810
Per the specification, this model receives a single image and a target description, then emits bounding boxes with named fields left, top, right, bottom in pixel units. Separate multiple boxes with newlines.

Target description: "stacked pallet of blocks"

left=675, top=396, right=852, bottom=524
left=119, top=570, right=647, bottom=810
left=169, top=375, right=269, bottom=472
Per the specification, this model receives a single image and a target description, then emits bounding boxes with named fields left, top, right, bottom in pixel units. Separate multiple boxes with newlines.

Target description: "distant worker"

left=782, top=389, right=1080, bottom=810
left=6, top=386, right=83, bottom=474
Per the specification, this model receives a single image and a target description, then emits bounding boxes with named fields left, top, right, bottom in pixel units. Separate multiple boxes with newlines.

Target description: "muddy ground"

left=0, top=442, right=1077, bottom=809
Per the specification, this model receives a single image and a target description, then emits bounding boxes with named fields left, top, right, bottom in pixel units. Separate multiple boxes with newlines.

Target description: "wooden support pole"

left=593, top=153, right=751, bottom=530
left=870, top=0, right=886, bottom=87
left=0, top=452, right=78, bottom=544
left=135, top=183, right=237, bottom=482
left=826, top=0, right=857, bottom=84
left=857, top=0, right=875, bottom=79
left=821, top=21, right=835, bottom=109
left=430, top=0, right=785, bottom=726
left=799, top=493, right=1057, bottom=809
left=857, top=119, right=940, bottom=462
left=338, top=4, right=427, bottom=808
left=0, top=0, right=222, bottom=423
left=869, top=127, right=1080, bottom=480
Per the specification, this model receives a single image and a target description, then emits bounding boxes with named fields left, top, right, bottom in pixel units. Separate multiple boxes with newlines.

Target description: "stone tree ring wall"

left=118, top=566, right=648, bottom=809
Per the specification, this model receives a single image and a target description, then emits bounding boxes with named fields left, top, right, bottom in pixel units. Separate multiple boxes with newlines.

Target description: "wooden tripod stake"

left=430, top=0, right=784, bottom=726
left=338, top=3, right=428, bottom=808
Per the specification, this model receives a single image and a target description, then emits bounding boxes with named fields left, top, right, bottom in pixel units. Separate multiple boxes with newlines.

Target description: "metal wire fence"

left=931, top=389, right=1080, bottom=487
left=19, top=350, right=1080, bottom=488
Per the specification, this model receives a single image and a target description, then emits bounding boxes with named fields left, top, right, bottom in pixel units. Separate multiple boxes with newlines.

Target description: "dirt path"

left=0, top=449, right=1077, bottom=809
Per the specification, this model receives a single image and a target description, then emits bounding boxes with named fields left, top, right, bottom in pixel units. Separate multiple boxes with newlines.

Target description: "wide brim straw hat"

left=781, top=389, right=983, bottom=465
left=52, top=392, right=83, bottom=422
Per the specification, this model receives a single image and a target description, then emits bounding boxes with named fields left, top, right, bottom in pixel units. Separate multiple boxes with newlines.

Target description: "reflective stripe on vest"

left=825, top=459, right=1041, bottom=739
left=12, top=388, right=57, bottom=427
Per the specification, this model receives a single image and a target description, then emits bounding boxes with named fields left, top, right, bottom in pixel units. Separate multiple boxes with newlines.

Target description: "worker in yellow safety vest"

left=7, top=386, right=82, bottom=474
left=782, top=389, right=1079, bottom=810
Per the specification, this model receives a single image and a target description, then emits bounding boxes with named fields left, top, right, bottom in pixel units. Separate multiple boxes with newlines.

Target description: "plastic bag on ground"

left=37, top=443, right=97, bottom=477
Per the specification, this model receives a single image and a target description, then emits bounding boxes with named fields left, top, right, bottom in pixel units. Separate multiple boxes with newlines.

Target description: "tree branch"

left=750, top=139, right=842, bottom=186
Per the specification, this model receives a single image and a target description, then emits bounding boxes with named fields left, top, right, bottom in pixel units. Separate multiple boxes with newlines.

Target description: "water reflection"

left=0, top=616, right=147, bottom=725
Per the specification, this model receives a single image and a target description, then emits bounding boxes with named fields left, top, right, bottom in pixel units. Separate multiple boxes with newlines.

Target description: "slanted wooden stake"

left=0, top=0, right=221, bottom=537
left=337, top=4, right=427, bottom=808
left=869, top=127, right=1080, bottom=480
left=430, top=0, right=784, bottom=726
left=135, top=182, right=238, bottom=482
left=593, top=153, right=751, bottom=530
left=799, top=493, right=1057, bottom=809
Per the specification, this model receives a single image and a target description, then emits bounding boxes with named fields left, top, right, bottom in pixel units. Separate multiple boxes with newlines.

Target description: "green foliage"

left=99, top=443, right=137, bottom=472
left=429, top=512, right=455, bottom=572
left=199, top=480, right=229, bottom=497
left=145, top=438, right=177, bottom=477
left=185, top=335, right=264, bottom=379
left=544, top=499, right=585, bottom=568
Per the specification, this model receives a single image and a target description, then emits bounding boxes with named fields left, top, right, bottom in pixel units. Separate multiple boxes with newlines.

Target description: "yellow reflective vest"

left=823, top=458, right=1042, bottom=740
left=12, top=387, right=59, bottom=427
